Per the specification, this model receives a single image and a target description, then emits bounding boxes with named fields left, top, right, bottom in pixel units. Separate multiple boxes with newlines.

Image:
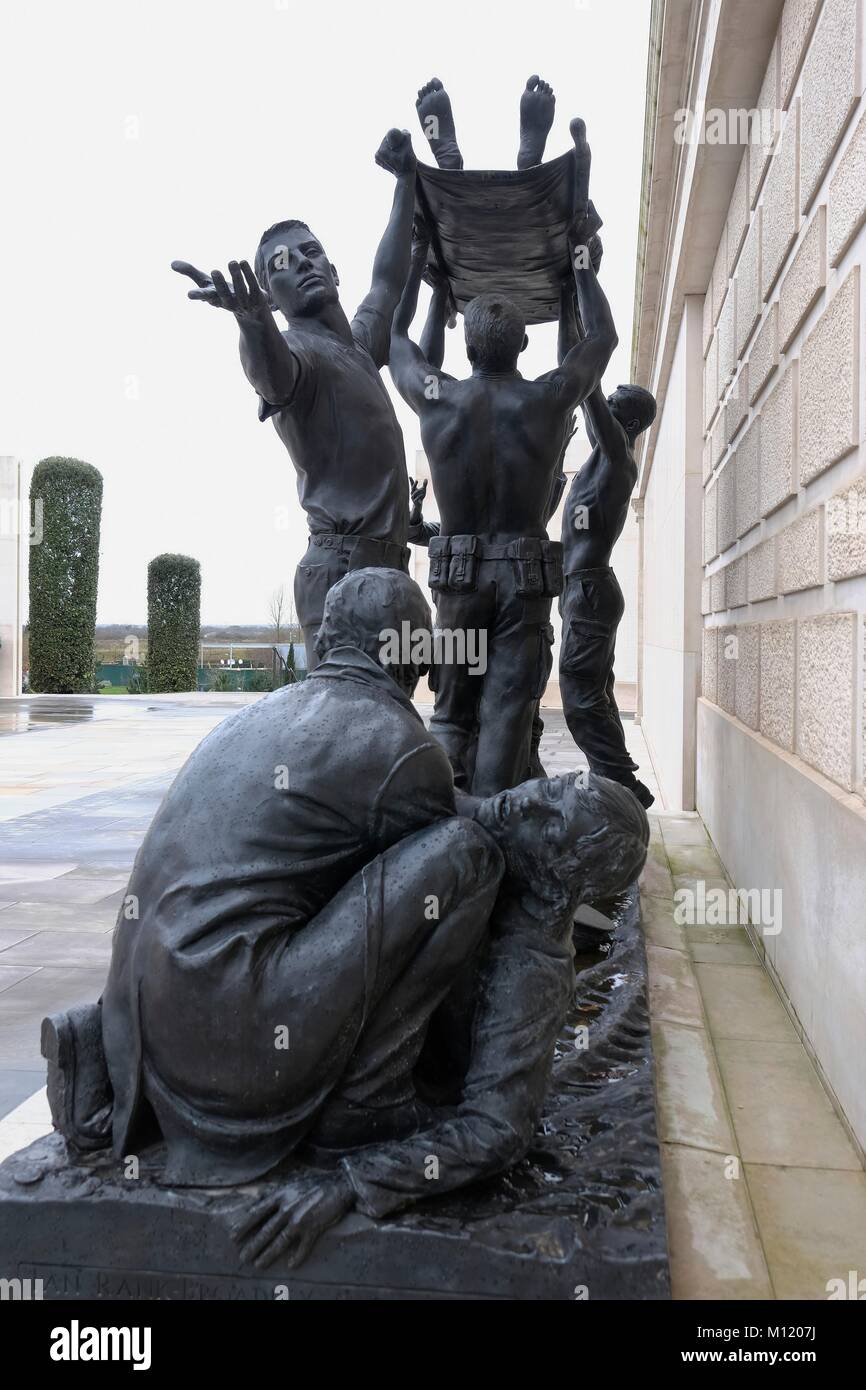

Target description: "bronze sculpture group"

left=38, top=76, right=659, bottom=1276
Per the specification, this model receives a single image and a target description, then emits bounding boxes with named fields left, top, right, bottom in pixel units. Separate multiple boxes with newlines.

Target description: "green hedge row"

left=28, top=457, right=203, bottom=695
left=147, top=554, right=201, bottom=692
left=28, top=458, right=103, bottom=693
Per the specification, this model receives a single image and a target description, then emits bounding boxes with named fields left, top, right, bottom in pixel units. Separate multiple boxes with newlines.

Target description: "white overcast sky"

left=2, top=0, right=651, bottom=624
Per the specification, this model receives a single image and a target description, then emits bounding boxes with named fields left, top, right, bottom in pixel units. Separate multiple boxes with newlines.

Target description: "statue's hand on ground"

left=375, top=127, right=417, bottom=178
left=230, top=1170, right=354, bottom=1271
left=172, top=259, right=270, bottom=321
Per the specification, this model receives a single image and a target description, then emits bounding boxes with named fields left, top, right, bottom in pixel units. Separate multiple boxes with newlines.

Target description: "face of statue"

left=607, top=386, right=655, bottom=442
left=477, top=776, right=595, bottom=868
left=261, top=227, right=340, bottom=317
left=476, top=774, right=648, bottom=910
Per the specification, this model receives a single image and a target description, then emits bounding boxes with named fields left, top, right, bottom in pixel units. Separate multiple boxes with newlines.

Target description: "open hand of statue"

left=568, top=199, right=604, bottom=253
left=375, top=127, right=417, bottom=177
left=409, top=477, right=428, bottom=524
left=229, top=1171, right=353, bottom=1270
left=172, top=259, right=270, bottom=321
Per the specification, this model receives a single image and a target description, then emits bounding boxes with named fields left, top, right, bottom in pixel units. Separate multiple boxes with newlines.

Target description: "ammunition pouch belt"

left=428, top=535, right=564, bottom=598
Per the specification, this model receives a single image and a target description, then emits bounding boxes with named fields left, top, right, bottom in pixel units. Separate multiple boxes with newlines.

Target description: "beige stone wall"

left=698, top=0, right=866, bottom=1150
left=702, top=0, right=866, bottom=801
left=642, top=299, right=705, bottom=810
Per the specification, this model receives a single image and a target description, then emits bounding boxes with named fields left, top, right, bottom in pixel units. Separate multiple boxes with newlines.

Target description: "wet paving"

left=0, top=696, right=237, bottom=1115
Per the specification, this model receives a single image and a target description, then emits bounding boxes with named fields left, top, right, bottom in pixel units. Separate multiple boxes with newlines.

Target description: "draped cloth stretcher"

left=415, top=151, right=579, bottom=327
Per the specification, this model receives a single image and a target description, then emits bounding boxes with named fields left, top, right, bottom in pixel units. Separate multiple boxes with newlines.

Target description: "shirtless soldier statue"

left=172, top=128, right=417, bottom=668
left=558, top=252, right=657, bottom=808
left=390, top=120, right=616, bottom=796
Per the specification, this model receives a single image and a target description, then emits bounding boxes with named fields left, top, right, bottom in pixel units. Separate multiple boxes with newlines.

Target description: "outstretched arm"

left=558, top=278, right=580, bottom=367
left=389, top=234, right=450, bottom=411
left=172, top=259, right=299, bottom=406
left=540, top=122, right=616, bottom=406
left=354, top=129, right=418, bottom=368
left=572, top=237, right=630, bottom=463
left=581, top=382, right=630, bottom=463
left=394, top=224, right=430, bottom=340
left=546, top=213, right=617, bottom=408
left=554, top=239, right=627, bottom=462
left=544, top=280, right=580, bottom=517
left=419, top=270, right=454, bottom=370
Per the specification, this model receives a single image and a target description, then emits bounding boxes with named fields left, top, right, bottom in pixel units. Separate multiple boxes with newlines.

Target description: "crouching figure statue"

left=42, top=567, right=648, bottom=1270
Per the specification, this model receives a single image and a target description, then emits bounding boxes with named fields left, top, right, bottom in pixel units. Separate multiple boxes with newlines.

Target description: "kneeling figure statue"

left=42, top=568, right=648, bottom=1270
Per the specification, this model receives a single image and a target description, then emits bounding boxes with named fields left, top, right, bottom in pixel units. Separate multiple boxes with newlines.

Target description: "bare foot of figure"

left=416, top=78, right=464, bottom=170
left=518, top=75, right=556, bottom=169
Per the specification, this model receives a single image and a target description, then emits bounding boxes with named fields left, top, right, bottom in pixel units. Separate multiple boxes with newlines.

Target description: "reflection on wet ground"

left=0, top=701, right=97, bottom=734
left=0, top=697, right=253, bottom=735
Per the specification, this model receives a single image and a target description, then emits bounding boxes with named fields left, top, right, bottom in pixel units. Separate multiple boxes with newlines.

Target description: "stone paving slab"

left=645, top=816, right=866, bottom=1299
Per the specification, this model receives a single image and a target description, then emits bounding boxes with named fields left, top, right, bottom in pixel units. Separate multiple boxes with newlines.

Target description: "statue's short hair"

left=254, top=220, right=317, bottom=291
left=464, top=294, right=526, bottom=370
left=557, top=773, right=650, bottom=901
left=510, top=772, right=649, bottom=912
left=608, top=384, right=657, bottom=439
left=315, top=568, right=431, bottom=669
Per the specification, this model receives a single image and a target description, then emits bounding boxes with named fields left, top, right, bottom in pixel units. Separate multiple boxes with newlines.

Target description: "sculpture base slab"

left=0, top=886, right=669, bottom=1301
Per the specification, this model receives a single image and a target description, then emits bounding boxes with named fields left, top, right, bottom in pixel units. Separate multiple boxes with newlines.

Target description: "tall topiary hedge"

left=147, top=554, right=201, bottom=692
left=28, top=457, right=103, bottom=693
